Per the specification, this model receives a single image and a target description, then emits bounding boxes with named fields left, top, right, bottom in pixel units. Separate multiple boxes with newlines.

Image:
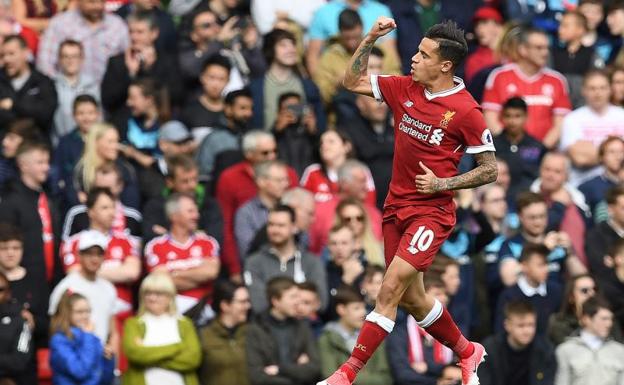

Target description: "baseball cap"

left=78, top=230, right=109, bottom=252
left=160, top=120, right=192, bottom=143
left=473, top=7, right=503, bottom=24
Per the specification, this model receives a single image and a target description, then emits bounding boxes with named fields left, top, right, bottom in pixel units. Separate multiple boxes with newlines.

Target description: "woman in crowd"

left=122, top=272, right=201, bottom=385
left=548, top=274, right=622, bottom=345
left=0, top=119, right=42, bottom=186
left=10, top=0, right=69, bottom=33
left=609, top=66, right=624, bottom=107
left=335, top=198, right=384, bottom=267
left=49, top=291, right=114, bottom=385
left=69, top=123, right=140, bottom=209
left=300, top=130, right=376, bottom=206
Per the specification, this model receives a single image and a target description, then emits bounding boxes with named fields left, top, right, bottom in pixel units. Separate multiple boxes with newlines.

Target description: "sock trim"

left=365, top=311, right=395, bottom=333
left=416, top=299, right=443, bottom=328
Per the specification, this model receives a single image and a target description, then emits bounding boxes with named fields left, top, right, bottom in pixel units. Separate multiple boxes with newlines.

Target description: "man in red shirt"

left=482, top=26, right=572, bottom=148
left=144, top=192, right=220, bottom=314
left=318, top=18, right=498, bottom=385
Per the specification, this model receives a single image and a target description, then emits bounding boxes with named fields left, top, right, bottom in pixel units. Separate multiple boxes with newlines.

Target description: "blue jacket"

left=49, top=328, right=114, bottom=385
left=249, top=75, right=326, bottom=132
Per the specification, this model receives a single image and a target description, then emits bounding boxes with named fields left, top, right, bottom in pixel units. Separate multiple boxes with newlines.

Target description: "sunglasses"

left=578, top=287, right=595, bottom=294
left=343, top=215, right=364, bottom=223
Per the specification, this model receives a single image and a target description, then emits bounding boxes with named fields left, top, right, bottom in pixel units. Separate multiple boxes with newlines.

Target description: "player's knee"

left=377, top=277, right=404, bottom=307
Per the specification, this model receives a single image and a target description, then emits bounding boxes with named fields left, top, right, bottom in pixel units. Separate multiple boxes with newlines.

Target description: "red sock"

left=339, top=320, right=389, bottom=382
left=425, top=307, right=474, bottom=359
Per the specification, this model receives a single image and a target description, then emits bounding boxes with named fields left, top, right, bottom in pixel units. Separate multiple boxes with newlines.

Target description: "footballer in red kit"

left=318, top=18, right=497, bottom=385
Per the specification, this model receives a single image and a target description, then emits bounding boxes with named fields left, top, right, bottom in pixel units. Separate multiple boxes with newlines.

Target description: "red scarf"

left=407, top=315, right=454, bottom=365
left=38, top=192, right=54, bottom=282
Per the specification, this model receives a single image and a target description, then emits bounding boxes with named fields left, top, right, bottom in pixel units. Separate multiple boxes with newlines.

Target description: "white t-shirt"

left=559, top=105, right=624, bottom=150
left=48, top=272, right=116, bottom=343
left=142, top=313, right=185, bottom=385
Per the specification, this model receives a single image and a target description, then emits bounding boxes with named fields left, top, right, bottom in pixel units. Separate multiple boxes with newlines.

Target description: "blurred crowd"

left=0, top=0, right=624, bottom=385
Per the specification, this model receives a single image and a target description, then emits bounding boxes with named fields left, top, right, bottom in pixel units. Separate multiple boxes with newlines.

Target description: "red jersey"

left=300, top=163, right=377, bottom=206
left=482, top=63, right=571, bottom=140
left=371, top=75, right=495, bottom=212
left=60, top=230, right=138, bottom=313
left=144, top=232, right=220, bottom=313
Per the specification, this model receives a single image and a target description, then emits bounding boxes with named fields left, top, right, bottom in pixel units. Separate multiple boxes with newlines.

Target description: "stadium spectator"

left=272, top=92, right=318, bottom=177
left=0, top=141, right=61, bottom=285
left=603, top=240, right=624, bottom=331
left=547, top=274, right=622, bottom=345
left=0, top=223, right=48, bottom=346
left=52, top=40, right=100, bottom=143
left=498, top=192, right=584, bottom=288
left=585, top=186, right=624, bottom=283
left=336, top=93, right=393, bottom=209
left=578, top=136, right=624, bottom=216
left=62, top=161, right=142, bottom=241
left=609, top=66, right=624, bottom=106
left=429, top=256, right=467, bottom=337
left=72, top=123, right=140, bottom=207
left=49, top=230, right=117, bottom=349
left=247, top=187, right=316, bottom=255
left=308, top=159, right=382, bottom=255
left=246, top=276, right=321, bottom=385
left=235, top=160, right=289, bottom=259
left=216, top=130, right=298, bottom=280
left=464, top=7, right=503, bottom=84
left=0, top=118, right=42, bottom=187
left=10, top=0, right=69, bottom=33
left=244, top=204, right=328, bottom=313
left=180, top=54, right=230, bottom=145
left=555, top=296, right=624, bottom=385
left=116, top=0, right=177, bottom=52
left=325, top=225, right=365, bottom=303
left=386, top=278, right=454, bottom=385
left=49, top=291, right=114, bottom=385
left=0, top=1, right=39, bottom=54
left=0, top=35, right=57, bottom=135
left=307, top=0, right=397, bottom=76
left=479, top=300, right=556, bottom=385
left=296, top=281, right=324, bottom=336
left=199, top=281, right=251, bottom=385
left=553, top=11, right=601, bottom=109
left=196, top=88, right=254, bottom=181
left=530, top=152, right=591, bottom=265
left=579, top=0, right=612, bottom=63
left=319, top=286, right=392, bottom=385
left=482, top=26, right=571, bottom=148
left=250, top=28, right=325, bottom=131
left=436, top=365, right=462, bottom=385
left=54, top=95, right=101, bottom=194
left=250, top=0, right=325, bottom=35
left=144, top=193, right=221, bottom=315
left=37, top=0, right=129, bottom=83
left=493, top=97, right=546, bottom=203
left=60, top=188, right=141, bottom=319
left=335, top=198, right=384, bottom=267
left=0, top=271, right=34, bottom=385
left=495, top=243, right=563, bottom=335
left=301, top=130, right=376, bottom=206
left=142, top=154, right=222, bottom=244
left=135, top=120, right=195, bottom=203
left=607, top=2, right=624, bottom=66
left=560, top=70, right=624, bottom=185
left=122, top=272, right=201, bottom=385
left=360, top=265, right=384, bottom=312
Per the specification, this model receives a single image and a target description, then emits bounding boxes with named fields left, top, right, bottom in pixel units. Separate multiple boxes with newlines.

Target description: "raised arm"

left=415, top=151, right=498, bottom=193
left=342, top=17, right=397, bottom=97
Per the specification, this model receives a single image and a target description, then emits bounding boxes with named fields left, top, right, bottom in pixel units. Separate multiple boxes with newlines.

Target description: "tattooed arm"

left=415, top=151, right=498, bottom=193
left=343, top=16, right=396, bottom=96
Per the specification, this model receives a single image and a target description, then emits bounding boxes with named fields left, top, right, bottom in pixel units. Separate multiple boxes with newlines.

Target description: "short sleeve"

left=552, top=77, right=572, bottom=116
left=459, top=109, right=496, bottom=154
left=144, top=241, right=164, bottom=271
left=60, top=238, right=79, bottom=271
left=371, top=74, right=406, bottom=106
left=308, top=6, right=329, bottom=40
left=558, top=112, right=582, bottom=151
left=481, top=71, right=503, bottom=111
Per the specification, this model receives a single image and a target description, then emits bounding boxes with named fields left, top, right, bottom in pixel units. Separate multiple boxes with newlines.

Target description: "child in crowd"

left=359, top=265, right=384, bottom=313
left=49, top=291, right=114, bottom=385
left=297, top=281, right=324, bottom=336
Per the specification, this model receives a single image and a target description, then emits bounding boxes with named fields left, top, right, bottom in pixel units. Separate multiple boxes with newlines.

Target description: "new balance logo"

left=355, top=344, right=367, bottom=352
left=404, top=100, right=414, bottom=108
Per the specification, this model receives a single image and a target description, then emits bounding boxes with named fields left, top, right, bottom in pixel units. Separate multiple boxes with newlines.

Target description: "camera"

left=286, top=103, right=305, bottom=121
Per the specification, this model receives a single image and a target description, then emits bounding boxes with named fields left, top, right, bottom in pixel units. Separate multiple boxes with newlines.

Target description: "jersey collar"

left=423, top=77, right=465, bottom=100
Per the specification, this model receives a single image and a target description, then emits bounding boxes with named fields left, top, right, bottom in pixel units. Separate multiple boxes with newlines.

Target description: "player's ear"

left=440, top=60, right=453, bottom=74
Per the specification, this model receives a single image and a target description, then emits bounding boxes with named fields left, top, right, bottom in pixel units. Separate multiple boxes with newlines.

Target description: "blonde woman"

left=122, top=272, right=201, bottom=385
left=335, top=198, right=384, bottom=267
left=68, top=123, right=140, bottom=209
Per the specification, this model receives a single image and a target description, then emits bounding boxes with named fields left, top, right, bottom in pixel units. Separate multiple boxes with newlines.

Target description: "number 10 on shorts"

left=407, top=226, right=434, bottom=254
